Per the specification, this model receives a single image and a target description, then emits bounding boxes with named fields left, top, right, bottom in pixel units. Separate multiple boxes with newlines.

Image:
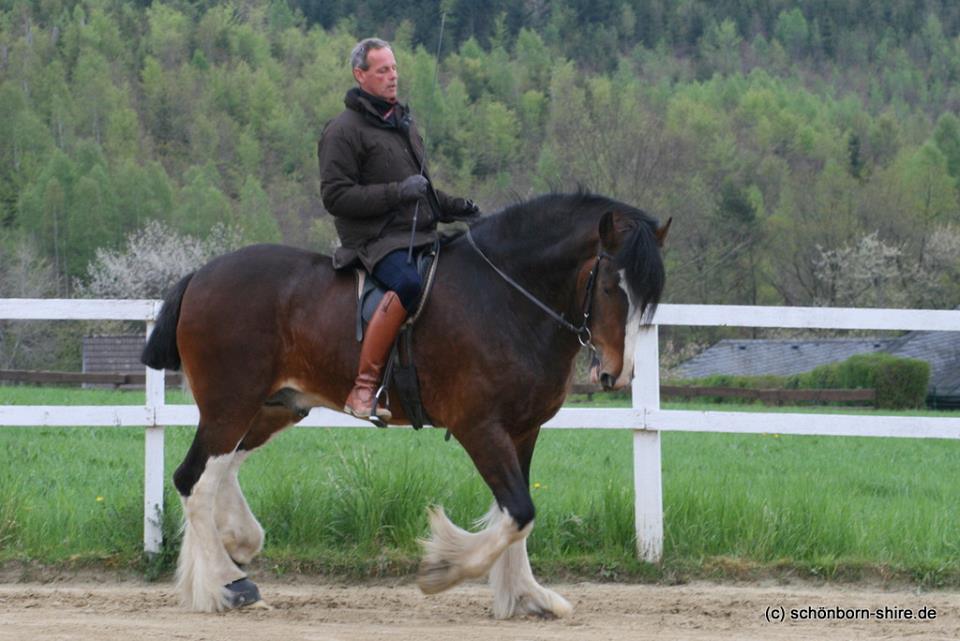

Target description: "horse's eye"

left=601, top=273, right=621, bottom=295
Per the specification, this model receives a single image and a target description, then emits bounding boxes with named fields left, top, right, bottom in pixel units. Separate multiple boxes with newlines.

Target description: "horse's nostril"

left=600, top=373, right=615, bottom=390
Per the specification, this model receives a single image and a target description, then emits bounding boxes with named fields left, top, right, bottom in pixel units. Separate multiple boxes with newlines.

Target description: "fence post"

left=144, top=317, right=165, bottom=555
left=632, top=324, right=663, bottom=562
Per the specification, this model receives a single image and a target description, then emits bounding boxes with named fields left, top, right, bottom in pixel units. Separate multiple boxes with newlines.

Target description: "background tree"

left=0, top=0, right=959, bottom=319
left=77, top=220, right=243, bottom=300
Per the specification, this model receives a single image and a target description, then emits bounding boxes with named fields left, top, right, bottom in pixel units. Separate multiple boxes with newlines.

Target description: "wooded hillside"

left=2, top=0, right=959, bottom=317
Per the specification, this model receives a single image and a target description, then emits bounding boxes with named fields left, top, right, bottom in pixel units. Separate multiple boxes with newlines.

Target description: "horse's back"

left=177, top=244, right=341, bottom=361
left=175, top=244, right=359, bottom=404
left=190, top=244, right=333, bottom=291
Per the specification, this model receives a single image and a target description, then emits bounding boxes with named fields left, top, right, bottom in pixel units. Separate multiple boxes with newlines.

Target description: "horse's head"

left=585, top=210, right=669, bottom=391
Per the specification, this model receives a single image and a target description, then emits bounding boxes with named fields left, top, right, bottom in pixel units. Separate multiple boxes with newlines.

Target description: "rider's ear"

left=599, top=211, right=636, bottom=251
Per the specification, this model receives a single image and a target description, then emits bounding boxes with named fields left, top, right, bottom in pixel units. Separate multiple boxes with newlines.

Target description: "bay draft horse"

left=142, top=191, right=668, bottom=618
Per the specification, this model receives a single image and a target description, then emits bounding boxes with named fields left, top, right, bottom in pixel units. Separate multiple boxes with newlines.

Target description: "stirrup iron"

left=368, top=385, right=389, bottom=428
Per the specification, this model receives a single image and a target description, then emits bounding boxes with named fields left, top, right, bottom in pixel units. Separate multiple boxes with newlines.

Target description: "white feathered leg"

left=482, top=506, right=573, bottom=619
left=418, top=505, right=530, bottom=595
left=214, top=451, right=264, bottom=565
left=176, top=453, right=247, bottom=612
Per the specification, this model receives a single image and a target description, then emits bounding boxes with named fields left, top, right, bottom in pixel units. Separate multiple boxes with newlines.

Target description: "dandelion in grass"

left=96, top=496, right=104, bottom=503
left=533, top=482, right=546, bottom=490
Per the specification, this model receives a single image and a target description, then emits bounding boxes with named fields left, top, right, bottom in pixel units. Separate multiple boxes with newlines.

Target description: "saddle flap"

left=355, top=272, right=385, bottom=342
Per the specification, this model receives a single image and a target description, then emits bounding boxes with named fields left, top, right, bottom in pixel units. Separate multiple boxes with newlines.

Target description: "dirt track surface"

left=1, top=578, right=959, bottom=641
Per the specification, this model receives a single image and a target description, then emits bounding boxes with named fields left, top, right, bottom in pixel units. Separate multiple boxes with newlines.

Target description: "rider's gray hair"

left=351, top=38, right=391, bottom=70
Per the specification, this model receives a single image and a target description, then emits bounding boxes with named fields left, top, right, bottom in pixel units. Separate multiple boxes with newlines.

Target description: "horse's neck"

left=472, top=224, right=595, bottom=315
left=456, top=227, right=593, bottom=359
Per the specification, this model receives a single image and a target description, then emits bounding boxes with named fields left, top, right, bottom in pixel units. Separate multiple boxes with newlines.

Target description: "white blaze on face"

left=617, top=269, right=641, bottom=388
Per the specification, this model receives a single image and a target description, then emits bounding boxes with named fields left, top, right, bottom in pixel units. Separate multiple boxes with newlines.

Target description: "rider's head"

left=351, top=38, right=398, bottom=104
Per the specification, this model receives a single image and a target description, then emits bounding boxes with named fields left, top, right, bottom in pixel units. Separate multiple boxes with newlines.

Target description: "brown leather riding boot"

left=344, top=291, right=408, bottom=422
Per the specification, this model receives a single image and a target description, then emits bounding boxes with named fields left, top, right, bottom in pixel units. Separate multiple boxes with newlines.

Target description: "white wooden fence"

left=1, top=299, right=958, bottom=560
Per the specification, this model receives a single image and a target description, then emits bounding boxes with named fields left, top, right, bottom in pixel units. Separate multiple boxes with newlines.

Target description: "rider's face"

left=354, top=47, right=398, bottom=103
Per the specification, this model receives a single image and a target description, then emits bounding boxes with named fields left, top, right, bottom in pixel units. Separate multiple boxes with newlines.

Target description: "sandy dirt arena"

left=1, top=578, right=958, bottom=641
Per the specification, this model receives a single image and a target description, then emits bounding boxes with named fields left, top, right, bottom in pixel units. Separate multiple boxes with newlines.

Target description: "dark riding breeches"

left=372, top=249, right=423, bottom=311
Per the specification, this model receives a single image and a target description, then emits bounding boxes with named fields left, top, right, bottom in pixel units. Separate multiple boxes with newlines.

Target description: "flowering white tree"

left=814, top=226, right=960, bottom=309
left=76, top=220, right=243, bottom=300
left=915, top=224, right=960, bottom=308
left=813, top=231, right=916, bottom=308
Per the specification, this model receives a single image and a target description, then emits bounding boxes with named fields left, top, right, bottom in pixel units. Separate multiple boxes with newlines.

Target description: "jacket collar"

left=345, top=88, right=408, bottom=128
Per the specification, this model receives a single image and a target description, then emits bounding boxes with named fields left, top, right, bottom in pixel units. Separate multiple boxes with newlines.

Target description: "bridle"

left=465, top=228, right=612, bottom=352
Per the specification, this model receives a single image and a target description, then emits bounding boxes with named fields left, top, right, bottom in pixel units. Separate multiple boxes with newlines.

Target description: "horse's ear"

left=599, top=211, right=636, bottom=250
left=655, top=217, right=673, bottom=248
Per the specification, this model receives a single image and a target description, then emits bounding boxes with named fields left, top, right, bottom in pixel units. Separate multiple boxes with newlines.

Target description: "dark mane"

left=448, top=190, right=665, bottom=320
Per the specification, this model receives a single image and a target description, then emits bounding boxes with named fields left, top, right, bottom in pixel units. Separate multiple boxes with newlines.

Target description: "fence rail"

left=0, top=369, right=183, bottom=387
left=571, top=384, right=877, bottom=405
left=1, top=299, right=959, bottom=562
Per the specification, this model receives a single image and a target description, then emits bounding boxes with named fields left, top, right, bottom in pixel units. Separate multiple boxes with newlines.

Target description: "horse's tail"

left=141, top=273, right=194, bottom=371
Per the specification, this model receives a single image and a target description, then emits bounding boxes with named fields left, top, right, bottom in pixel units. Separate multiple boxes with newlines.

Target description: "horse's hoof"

left=495, top=590, right=574, bottom=620
left=417, top=559, right=459, bottom=594
left=527, top=596, right=573, bottom=620
left=225, top=578, right=262, bottom=609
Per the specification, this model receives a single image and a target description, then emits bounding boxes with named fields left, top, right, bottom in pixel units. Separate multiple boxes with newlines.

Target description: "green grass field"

left=2, top=386, right=960, bottom=585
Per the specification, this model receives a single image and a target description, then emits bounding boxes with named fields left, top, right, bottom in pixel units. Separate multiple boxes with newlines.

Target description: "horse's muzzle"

left=599, top=372, right=616, bottom=391
left=589, top=357, right=620, bottom=392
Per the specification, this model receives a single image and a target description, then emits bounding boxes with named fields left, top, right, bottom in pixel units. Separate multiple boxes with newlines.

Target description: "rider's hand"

left=398, top=174, right=429, bottom=202
left=446, top=198, right=481, bottom=222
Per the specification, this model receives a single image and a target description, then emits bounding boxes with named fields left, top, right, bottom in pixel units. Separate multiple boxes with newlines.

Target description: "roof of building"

left=676, top=338, right=891, bottom=378
left=675, top=331, right=960, bottom=396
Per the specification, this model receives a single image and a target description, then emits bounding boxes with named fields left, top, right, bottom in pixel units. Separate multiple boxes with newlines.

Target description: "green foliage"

left=775, top=8, right=809, bottom=59
left=699, top=18, right=742, bottom=78
left=173, top=164, right=231, bottom=237
left=673, top=353, right=931, bottom=410
left=667, top=373, right=794, bottom=405
left=237, top=176, right=282, bottom=243
left=796, top=353, right=931, bottom=410
left=4, top=407, right=960, bottom=583
left=934, top=113, right=960, bottom=180
left=1, top=0, right=960, bottom=313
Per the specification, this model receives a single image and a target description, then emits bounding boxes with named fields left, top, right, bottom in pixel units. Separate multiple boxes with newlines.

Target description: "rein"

left=465, top=228, right=610, bottom=350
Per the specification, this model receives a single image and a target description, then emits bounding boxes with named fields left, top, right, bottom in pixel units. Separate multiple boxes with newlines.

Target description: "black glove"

left=446, top=198, right=481, bottom=222
left=398, top=174, right=429, bottom=202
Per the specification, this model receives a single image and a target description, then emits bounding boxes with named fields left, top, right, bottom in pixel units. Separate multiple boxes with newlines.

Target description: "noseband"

left=465, top=229, right=612, bottom=351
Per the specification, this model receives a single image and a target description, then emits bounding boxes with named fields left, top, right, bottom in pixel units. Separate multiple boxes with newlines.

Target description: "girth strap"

left=407, top=242, right=441, bottom=324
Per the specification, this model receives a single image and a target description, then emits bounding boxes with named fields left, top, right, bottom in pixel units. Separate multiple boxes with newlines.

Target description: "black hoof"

left=225, top=578, right=261, bottom=608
